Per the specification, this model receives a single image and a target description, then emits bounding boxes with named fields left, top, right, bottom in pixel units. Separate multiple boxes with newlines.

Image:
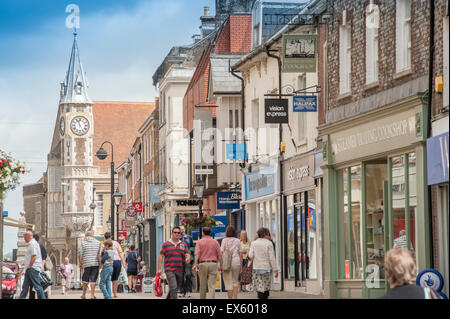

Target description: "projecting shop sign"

left=282, top=34, right=317, bottom=73
left=293, top=96, right=317, bottom=112
left=217, top=192, right=241, bottom=210
left=265, top=99, right=289, bottom=124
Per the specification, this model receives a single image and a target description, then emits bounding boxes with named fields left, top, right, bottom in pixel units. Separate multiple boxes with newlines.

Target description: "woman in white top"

left=220, top=226, right=242, bottom=299
left=248, top=227, right=278, bottom=300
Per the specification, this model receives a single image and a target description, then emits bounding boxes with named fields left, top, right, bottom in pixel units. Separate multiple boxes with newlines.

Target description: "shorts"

left=111, top=260, right=122, bottom=281
left=127, top=270, right=138, bottom=276
left=82, top=266, right=99, bottom=284
left=61, top=276, right=72, bottom=288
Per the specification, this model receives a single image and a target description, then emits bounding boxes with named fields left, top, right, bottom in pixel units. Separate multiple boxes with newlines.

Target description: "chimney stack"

left=204, top=6, right=210, bottom=16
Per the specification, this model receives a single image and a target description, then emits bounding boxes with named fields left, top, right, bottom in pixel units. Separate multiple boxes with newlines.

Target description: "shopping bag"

left=222, top=240, right=232, bottom=271
left=39, top=271, right=53, bottom=290
left=154, top=273, right=163, bottom=297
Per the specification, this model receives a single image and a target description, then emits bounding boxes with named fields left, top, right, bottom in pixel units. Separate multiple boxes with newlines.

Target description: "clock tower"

left=48, top=31, right=95, bottom=248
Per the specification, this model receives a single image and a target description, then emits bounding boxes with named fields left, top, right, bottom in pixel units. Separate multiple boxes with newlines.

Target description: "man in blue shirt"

left=179, top=225, right=194, bottom=298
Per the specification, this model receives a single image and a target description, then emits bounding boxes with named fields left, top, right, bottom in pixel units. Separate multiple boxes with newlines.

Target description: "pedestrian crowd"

left=157, top=225, right=278, bottom=300
left=15, top=226, right=280, bottom=300
left=16, top=229, right=142, bottom=300
left=15, top=226, right=443, bottom=300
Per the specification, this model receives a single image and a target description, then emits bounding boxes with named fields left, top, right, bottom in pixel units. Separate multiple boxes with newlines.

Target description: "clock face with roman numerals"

left=70, top=116, right=89, bottom=136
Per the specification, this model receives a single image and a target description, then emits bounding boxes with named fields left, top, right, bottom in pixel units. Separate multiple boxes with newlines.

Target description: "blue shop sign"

left=245, top=167, right=275, bottom=201
left=226, top=144, right=246, bottom=160
left=211, top=211, right=228, bottom=239
left=427, top=132, right=449, bottom=185
left=293, top=95, right=317, bottom=112
left=217, top=192, right=241, bottom=210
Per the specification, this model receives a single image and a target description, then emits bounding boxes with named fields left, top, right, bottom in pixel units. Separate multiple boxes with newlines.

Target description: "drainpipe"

left=427, top=0, right=435, bottom=268
left=230, top=60, right=246, bottom=169
left=230, top=60, right=247, bottom=254
left=264, top=45, right=285, bottom=291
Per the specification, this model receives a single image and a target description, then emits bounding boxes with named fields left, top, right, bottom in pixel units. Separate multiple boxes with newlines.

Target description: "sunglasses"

left=173, top=231, right=181, bottom=234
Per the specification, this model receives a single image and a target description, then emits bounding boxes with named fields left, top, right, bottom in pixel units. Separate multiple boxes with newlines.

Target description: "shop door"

left=294, top=194, right=310, bottom=286
left=297, top=204, right=310, bottom=285
left=363, top=160, right=388, bottom=298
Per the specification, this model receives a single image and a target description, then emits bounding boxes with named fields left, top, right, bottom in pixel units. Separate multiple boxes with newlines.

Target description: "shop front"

left=427, top=127, right=449, bottom=297
left=282, top=152, right=322, bottom=294
left=243, top=162, right=282, bottom=289
left=320, top=95, right=431, bottom=299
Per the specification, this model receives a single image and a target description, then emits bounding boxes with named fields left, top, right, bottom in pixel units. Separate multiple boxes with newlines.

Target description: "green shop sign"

left=282, top=34, right=317, bottom=73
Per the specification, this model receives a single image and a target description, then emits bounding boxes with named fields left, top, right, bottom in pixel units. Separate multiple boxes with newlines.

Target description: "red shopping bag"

left=154, top=273, right=163, bottom=297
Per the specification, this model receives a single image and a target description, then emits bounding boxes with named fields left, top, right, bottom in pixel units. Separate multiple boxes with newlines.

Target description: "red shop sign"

left=133, top=202, right=143, bottom=213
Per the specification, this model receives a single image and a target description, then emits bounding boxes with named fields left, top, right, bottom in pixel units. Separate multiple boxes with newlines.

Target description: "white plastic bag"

left=118, top=266, right=128, bottom=285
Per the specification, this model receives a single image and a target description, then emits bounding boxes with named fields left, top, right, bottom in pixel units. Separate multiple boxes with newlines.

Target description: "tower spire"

left=61, top=32, right=91, bottom=103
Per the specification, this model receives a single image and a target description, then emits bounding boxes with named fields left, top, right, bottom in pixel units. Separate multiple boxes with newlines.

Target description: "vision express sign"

left=265, top=99, right=289, bottom=124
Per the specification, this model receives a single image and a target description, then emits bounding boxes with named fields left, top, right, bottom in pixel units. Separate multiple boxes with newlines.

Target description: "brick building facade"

left=318, top=0, right=447, bottom=299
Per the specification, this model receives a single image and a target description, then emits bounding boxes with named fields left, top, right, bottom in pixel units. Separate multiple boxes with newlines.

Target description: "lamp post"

left=96, top=141, right=115, bottom=239
left=112, top=188, right=123, bottom=241
left=193, top=180, right=205, bottom=239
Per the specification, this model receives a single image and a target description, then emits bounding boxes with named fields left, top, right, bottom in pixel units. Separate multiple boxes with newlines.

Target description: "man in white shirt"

left=19, top=231, right=47, bottom=299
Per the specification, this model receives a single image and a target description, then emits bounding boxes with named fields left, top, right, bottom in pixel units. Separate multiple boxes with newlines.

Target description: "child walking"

left=100, top=240, right=115, bottom=299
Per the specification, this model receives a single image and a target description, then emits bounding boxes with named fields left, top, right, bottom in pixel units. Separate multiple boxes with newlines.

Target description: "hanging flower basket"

left=180, top=215, right=216, bottom=229
left=0, top=149, right=29, bottom=199
left=152, top=202, right=164, bottom=212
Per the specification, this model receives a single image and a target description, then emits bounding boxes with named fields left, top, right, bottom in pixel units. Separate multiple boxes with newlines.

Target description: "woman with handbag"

left=220, top=226, right=242, bottom=299
left=248, top=227, right=279, bottom=300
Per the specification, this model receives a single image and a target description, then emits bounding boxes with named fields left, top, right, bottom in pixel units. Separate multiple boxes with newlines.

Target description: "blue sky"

left=0, top=0, right=215, bottom=255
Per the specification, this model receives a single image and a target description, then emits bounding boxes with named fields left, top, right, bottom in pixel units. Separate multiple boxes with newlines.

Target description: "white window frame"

left=396, top=0, right=412, bottom=73
left=339, top=24, right=352, bottom=95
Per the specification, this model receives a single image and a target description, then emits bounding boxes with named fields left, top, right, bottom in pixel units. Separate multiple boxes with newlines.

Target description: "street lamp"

left=112, top=188, right=122, bottom=240
left=96, top=141, right=115, bottom=239
left=194, top=180, right=205, bottom=239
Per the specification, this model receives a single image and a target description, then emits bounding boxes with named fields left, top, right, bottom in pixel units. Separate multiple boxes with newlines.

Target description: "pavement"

left=48, top=287, right=324, bottom=300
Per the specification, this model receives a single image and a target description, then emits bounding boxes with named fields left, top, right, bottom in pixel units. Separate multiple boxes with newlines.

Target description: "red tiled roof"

left=183, top=14, right=251, bottom=133
left=93, top=101, right=155, bottom=173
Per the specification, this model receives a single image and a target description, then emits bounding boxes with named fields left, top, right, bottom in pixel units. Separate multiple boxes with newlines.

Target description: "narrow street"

left=1, top=0, right=449, bottom=304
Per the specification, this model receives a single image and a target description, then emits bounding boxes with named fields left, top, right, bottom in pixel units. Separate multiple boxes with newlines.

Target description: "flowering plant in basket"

left=1, top=149, right=29, bottom=199
left=180, top=215, right=217, bottom=229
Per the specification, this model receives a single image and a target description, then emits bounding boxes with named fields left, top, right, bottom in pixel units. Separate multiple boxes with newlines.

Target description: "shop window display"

left=287, top=195, right=295, bottom=280
left=391, top=153, right=416, bottom=252
left=365, top=162, right=387, bottom=279
left=351, top=166, right=362, bottom=279
left=342, top=166, right=363, bottom=279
